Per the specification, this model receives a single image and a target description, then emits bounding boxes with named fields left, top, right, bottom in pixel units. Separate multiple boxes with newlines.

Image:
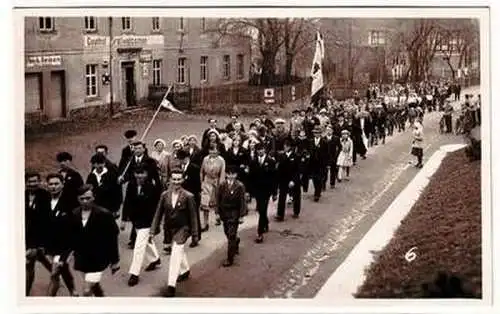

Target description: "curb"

left=314, top=143, right=467, bottom=300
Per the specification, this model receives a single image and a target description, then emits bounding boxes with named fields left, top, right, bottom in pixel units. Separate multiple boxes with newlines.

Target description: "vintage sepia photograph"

left=16, top=5, right=490, bottom=309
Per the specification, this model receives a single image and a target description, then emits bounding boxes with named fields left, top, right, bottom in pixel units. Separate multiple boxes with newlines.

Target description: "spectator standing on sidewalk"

left=411, top=121, right=424, bottom=168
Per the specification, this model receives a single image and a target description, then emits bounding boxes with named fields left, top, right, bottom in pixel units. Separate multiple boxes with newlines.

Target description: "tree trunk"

left=284, top=53, right=294, bottom=84
left=261, top=51, right=277, bottom=86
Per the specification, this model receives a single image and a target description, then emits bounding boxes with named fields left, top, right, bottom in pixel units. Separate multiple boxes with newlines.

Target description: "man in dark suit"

left=323, top=126, right=342, bottom=189
left=94, top=144, right=119, bottom=173
left=25, top=171, right=52, bottom=296
left=309, top=126, right=328, bottom=202
left=44, top=173, right=77, bottom=297
left=217, top=165, right=247, bottom=267
left=64, top=185, right=120, bottom=297
left=248, top=143, right=277, bottom=243
left=303, top=107, right=320, bottom=139
left=123, top=166, right=161, bottom=286
left=225, top=114, right=246, bottom=133
left=86, top=154, right=122, bottom=218
left=150, top=170, right=200, bottom=297
left=121, top=141, right=161, bottom=249
left=117, top=129, right=138, bottom=178
left=123, top=141, right=160, bottom=186
left=178, top=150, right=202, bottom=247
left=201, top=118, right=225, bottom=147
left=274, top=139, right=301, bottom=221
left=56, top=152, right=83, bottom=211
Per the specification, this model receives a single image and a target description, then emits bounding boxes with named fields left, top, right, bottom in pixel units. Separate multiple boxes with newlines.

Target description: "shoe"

left=330, top=184, right=335, bottom=189
left=145, top=259, right=161, bottom=271
left=273, top=216, right=284, bottom=222
left=163, top=247, right=172, bottom=255
left=162, top=285, right=176, bottom=297
left=189, top=241, right=199, bottom=248
left=292, top=214, right=299, bottom=219
left=314, top=196, right=320, bottom=202
left=215, top=219, right=222, bottom=226
left=201, top=225, right=209, bottom=232
left=128, top=275, right=139, bottom=287
left=254, top=235, right=264, bottom=243
left=236, top=238, right=240, bottom=255
left=127, top=241, right=135, bottom=249
left=361, top=155, right=367, bottom=160
left=222, top=259, right=234, bottom=267
left=263, top=226, right=269, bottom=233
left=177, top=271, right=190, bottom=282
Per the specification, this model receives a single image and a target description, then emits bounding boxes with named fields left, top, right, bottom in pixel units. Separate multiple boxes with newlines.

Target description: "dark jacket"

left=126, top=154, right=161, bottom=186
left=66, top=205, right=120, bottom=272
left=59, top=168, right=84, bottom=211
left=309, top=136, right=329, bottom=173
left=118, top=145, right=134, bottom=175
left=248, top=155, right=277, bottom=197
left=151, top=188, right=199, bottom=244
left=123, top=180, right=161, bottom=228
left=324, top=134, right=342, bottom=165
left=45, top=194, right=74, bottom=256
left=86, top=168, right=122, bottom=213
left=181, top=161, right=202, bottom=196
left=217, top=180, right=247, bottom=222
left=276, top=151, right=301, bottom=186
left=25, top=188, right=51, bottom=249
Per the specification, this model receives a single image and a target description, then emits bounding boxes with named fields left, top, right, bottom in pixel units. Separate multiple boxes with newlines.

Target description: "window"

left=152, top=59, right=162, bottom=85
left=152, top=17, right=160, bottom=31
left=39, top=17, right=54, bottom=32
left=369, top=30, right=385, bottom=46
left=85, top=64, right=98, bottom=97
left=200, top=56, right=208, bottom=82
left=236, top=54, right=244, bottom=80
left=201, top=18, right=206, bottom=32
left=223, top=55, right=231, bottom=80
left=178, top=18, right=184, bottom=31
left=177, top=57, right=187, bottom=84
left=84, top=16, right=96, bottom=32
left=122, top=17, right=131, bottom=31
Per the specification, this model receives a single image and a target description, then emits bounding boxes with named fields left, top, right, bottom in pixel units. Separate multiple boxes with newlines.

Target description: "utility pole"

left=108, top=17, right=114, bottom=118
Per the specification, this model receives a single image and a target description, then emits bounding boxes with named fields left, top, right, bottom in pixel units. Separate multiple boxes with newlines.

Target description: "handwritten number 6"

left=405, top=247, right=417, bottom=262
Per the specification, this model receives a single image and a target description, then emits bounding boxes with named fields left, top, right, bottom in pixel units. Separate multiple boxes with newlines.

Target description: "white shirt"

left=137, top=184, right=142, bottom=195
left=286, top=151, right=292, bottom=158
left=315, top=137, right=320, bottom=146
left=171, top=191, right=179, bottom=208
left=183, top=161, right=189, bottom=172
left=259, top=155, right=266, bottom=165
left=28, top=194, right=35, bottom=208
left=50, top=198, right=60, bottom=211
left=92, top=167, right=108, bottom=185
left=135, top=155, right=143, bottom=163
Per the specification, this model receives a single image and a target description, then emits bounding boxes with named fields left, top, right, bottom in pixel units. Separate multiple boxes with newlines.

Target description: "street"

left=26, top=86, right=478, bottom=298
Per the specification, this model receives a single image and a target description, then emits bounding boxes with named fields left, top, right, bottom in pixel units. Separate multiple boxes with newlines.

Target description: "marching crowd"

left=25, top=80, right=472, bottom=298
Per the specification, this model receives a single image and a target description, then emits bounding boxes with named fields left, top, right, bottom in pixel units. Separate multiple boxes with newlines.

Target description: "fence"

left=148, top=80, right=311, bottom=112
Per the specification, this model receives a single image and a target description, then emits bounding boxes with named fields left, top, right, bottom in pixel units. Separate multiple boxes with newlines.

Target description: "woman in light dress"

left=411, top=121, right=424, bottom=168
left=337, top=129, right=354, bottom=182
left=151, top=139, right=170, bottom=186
left=200, top=143, right=226, bottom=231
left=165, top=140, right=184, bottom=186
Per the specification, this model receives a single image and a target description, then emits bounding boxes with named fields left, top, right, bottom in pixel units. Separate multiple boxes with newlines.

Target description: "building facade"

left=24, top=17, right=251, bottom=122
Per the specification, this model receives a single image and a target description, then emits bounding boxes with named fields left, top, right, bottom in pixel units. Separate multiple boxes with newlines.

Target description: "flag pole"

left=119, top=84, right=173, bottom=179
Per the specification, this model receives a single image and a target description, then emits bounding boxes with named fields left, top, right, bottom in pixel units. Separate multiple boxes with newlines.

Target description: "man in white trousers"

left=150, top=170, right=199, bottom=297
left=123, top=166, right=162, bottom=286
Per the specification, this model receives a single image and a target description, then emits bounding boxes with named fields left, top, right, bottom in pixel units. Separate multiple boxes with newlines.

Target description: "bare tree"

left=282, top=18, right=317, bottom=84
left=437, top=19, right=479, bottom=80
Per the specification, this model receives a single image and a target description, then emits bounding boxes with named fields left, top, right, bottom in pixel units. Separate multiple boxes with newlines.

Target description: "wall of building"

left=24, top=17, right=251, bottom=123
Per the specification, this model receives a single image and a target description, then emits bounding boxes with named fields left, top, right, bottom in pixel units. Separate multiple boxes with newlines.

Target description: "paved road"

left=26, top=86, right=478, bottom=297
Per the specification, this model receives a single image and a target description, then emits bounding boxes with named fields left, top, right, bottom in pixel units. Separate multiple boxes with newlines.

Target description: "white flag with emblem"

left=311, top=31, right=325, bottom=97
left=160, top=90, right=184, bottom=114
